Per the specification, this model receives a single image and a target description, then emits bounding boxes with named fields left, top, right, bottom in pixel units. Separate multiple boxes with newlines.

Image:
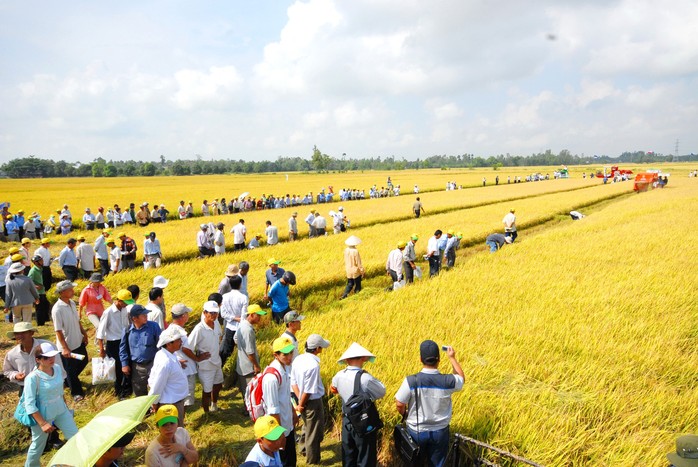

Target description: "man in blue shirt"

left=5, top=215, right=19, bottom=242
left=119, top=304, right=162, bottom=396
left=264, top=258, right=285, bottom=300
left=58, top=238, right=79, bottom=281
left=268, top=271, right=295, bottom=324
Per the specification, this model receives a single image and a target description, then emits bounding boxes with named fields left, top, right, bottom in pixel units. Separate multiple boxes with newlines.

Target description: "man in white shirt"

left=311, top=213, right=327, bottom=236
left=53, top=280, right=89, bottom=401
left=148, top=326, right=189, bottom=426
left=332, top=207, right=346, bottom=234
left=386, top=241, right=405, bottom=288
left=83, top=208, right=95, bottom=231
left=94, top=230, right=110, bottom=277
left=219, top=276, right=248, bottom=368
left=146, top=287, right=166, bottom=330
left=214, top=222, right=226, bottom=255
left=426, top=230, right=443, bottom=277
left=178, top=201, right=187, bottom=220
left=502, top=208, right=517, bottom=242
left=288, top=212, right=298, bottom=241
left=291, top=334, right=330, bottom=465
left=265, top=220, right=279, bottom=246
left=197, top=224, right=214, bottom=258
left=305, top=210, right=316, bottom=238
left=262, top=337, right=298, bottom=466
left=76, top=235, right=96, bottom=279
left=97, top=289, right=134, bottom=398
left=231, top=219, right=247, bottom=250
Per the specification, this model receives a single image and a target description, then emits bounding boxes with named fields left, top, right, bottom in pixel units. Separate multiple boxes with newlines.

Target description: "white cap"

left=203, top=301, right=220, bottom=313
left=38, top=342, right=60, bottom=358
left=156, top=326, right=185, bottom=348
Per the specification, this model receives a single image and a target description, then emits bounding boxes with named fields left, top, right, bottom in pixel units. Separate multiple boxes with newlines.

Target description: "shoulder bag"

left=394, top=374, right=420, bottom=463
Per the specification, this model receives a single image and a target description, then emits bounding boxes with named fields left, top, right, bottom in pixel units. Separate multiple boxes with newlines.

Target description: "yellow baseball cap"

left=11, top=253, right=24, bottom=262
left=397, top=241, right=407, bottom=248
left=267, top=257, right=281, bottom=265
left=155, top=405, right=178, bottom=427
left=410, top=233, right=419, bottom=241
left=246, top=304, right=267, bottom=316
left=117, top=289, right=135, bottom=305
left=8, top=246, right=20, bottom=254
left=117, top=232, right=126, bottom=238
left=21, top=238, right=31, bottom=244
left=254, top=415, right=285, bottom=441
left=273, top=336, right=295, bottom=354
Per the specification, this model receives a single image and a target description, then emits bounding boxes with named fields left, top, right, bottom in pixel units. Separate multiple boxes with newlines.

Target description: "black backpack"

left=343, top=370, right=383, bottom=436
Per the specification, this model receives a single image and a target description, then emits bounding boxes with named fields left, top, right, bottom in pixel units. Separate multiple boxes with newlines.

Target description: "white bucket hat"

left=157, top=326, right=185, bottom=348
left=153, top=275, right=169, bottom=288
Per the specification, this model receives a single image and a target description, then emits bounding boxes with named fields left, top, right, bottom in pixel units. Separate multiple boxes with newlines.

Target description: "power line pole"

left=673, top=139, right=679, bottom=162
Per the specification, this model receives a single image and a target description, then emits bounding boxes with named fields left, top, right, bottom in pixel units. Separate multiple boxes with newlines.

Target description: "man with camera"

left=395, top=340, right=464, bottom=467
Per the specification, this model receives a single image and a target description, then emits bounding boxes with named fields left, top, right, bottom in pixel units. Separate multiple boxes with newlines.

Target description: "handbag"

left=394, top=374, right=421, bottom=463
left=14, top=376, right=37, bottom=427
left=92, top=357, right=116, bottom=385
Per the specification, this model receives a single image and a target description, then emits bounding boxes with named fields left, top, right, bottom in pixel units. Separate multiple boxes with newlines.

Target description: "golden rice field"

left=1, top=165, right=696, bottom=466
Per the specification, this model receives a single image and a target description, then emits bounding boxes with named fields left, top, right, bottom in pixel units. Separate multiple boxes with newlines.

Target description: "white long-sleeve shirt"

left=386, top=248, right=404, bottom=273
left=148, top=348, right=189, bottom=404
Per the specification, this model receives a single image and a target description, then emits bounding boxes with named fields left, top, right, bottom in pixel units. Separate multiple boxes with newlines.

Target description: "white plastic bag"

left=393, top=280, right=406, bottom=291
left=92, top=357, right=116, bottom=385
left=414, top=266, right=423, bottom=280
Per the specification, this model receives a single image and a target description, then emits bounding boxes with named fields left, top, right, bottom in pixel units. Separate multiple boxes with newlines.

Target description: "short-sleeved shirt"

left=268, top=280, right=289, bottom=313
left=265, top=225, right=279, bottom=245
left=394, top=369, right=464, bottom=432
left=79, top=284, right=112, bottom=317
left=232, top=223, right=246, bottom=244
left=96, top=304, right=129, bottom=341
left=220, top=289, right=248, bottom=332
left=52, top=299, right=83, bottom=351
left=265, top=268, right=285, bottom=288
left=290, top=352, right=324, bottom=400
left=262, top=359, right=293, bottom=435
left=188, top=321, right=222, bottom=371
left=234, top=319, right=258, bottom=376
left=331, top=366, right=386, bottom=405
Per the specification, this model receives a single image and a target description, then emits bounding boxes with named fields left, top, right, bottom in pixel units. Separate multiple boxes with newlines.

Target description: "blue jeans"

left=407, top=426, right=450, bottom=467
left=486, top=241, right=499, bottom=253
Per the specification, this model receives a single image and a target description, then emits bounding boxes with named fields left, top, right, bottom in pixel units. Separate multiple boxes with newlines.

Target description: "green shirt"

left=27, top=265, right=44, bottom=294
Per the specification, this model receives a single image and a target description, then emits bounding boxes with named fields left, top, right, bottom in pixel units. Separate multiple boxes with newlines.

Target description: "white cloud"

left=173, top=66, right=244, bottom=110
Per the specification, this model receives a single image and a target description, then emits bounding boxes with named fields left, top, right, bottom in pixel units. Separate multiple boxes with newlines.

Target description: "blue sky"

left=1, top=0, right=696, bottom=163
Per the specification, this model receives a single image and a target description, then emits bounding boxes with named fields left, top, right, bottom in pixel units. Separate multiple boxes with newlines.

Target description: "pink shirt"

left=78, top=284, right=112, bottom=317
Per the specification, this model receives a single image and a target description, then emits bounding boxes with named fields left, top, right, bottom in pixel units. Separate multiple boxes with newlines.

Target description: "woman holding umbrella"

left=25, top=342, right=79, bottom=467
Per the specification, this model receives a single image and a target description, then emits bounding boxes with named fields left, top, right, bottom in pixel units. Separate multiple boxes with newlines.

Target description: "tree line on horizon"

left=1, top=148, right=693, bottom=179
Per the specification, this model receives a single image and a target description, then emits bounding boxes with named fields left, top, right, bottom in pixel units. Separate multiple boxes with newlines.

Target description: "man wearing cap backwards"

left=234, top=304, right=267, bottom=403
left=291, top=334, right=331, bottom=465
left=442, top=230, right=458, bottom=269
left=58, top=238, right=79, bottom=281
left=94, top=230, right=111, bottom=277
left=341, top=236, right=364, bottom=300
left=231, top=218, right=247, bottom=250
left=189, top=301, right=224, bottom=413
left=97, top=289, right=134, bottom=399
left=118, top=232, right=138, bottom=269
left=148, top=326, right=189, bottom=426
left=214, top=222, right=226, bottom=255
left=386, top=241, right=405, bottom=289
left=395, top=341, right=465, bottom=467
left=119, top=304, right=162, bottom=397
left=288, top=212, right=298, bottom=241
left=305, top=209, right=316, bottom=238
left=197, top=224, right=215, bottom=258
left=331, top=342, right=386, bottom=467
left=485, top=232, right=513, bottom=253
left=403, top=234, right=419, bottom=284
left=281, top=311, right=304, bottom=361
left=246, top=415, right=287, bottom=465
left=35, top=237, right=54, bottom=290
left=143, top=231, right=162, bottom=269
left=262, top=336, right=299, bottom=466
left=76, top=235, right=96, bottom=279
left=503, top=208, right=517, bottom=242
left=28, top=256, right=51, bottom=326
left=52, top=280, right=89, bottom=401
left=219, top=275, right=248, bottom=368
left=264, top=258, right=286, bottom=300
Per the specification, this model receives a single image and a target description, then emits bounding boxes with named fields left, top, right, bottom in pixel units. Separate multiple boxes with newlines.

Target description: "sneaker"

left=209, top=402, right=219, bottom=412
left=73, top=395, right=85, bottom=403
